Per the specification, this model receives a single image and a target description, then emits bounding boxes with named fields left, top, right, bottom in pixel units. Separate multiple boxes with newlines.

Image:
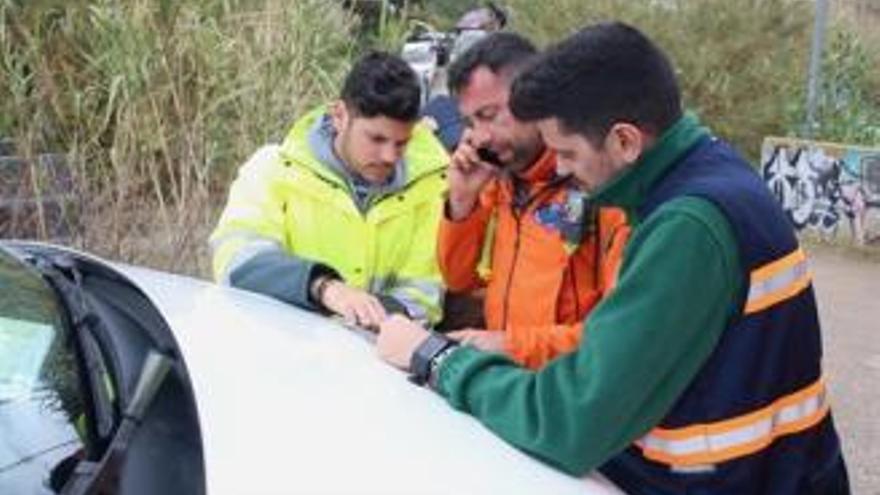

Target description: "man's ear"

left=607, top=122, right=646, bottom=166
left=330, top=100, right=349, bottom=134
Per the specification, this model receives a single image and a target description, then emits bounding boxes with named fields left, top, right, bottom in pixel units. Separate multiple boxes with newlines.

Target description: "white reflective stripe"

left=399, top=279, right=443, bottom=301
left=670, top=464, right=716, bottom=474
left=392, top=294, right=428, bottom=322
left=371, top=276, right=443, bottom=302
left=746, top=257, right=810, bottom=304
left=388, top=280, right=444, bottom=323
left=778, top=391, right=824, bottom=424
left=367, top=275, right=442, bottom=322
left=209, top=230, right=272, bottom=252
left=638, top=387, right=827, bottom=463
left=219, top=203, right=264, bottom=221
left=640, top=433, right=709, bottom=458
left=217, top=238, right=283, bottom=284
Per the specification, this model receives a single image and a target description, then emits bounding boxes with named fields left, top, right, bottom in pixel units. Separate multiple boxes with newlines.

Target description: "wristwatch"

left=428, top=345, right=458, bottom=391
left=409, top=332, right=458, bottom=386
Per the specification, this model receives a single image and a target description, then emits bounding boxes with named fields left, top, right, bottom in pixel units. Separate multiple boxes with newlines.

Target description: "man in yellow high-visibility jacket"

left=210, top=51, right=448, bottom=328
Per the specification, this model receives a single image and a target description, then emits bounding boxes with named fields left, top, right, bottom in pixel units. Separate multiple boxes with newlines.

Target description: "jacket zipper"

left=499, top=176, right=568, bottom=331
left=500, top=214, right=522, bottom=331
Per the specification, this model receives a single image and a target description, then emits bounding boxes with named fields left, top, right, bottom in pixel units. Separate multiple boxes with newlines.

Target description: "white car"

left=0, top=241, right=622, bottom=494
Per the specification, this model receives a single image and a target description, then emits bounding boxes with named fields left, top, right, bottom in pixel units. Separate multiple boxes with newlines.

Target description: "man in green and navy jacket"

left=211, top=52, right=448, bottom=328
left=377, top=23, right=849, bottom=494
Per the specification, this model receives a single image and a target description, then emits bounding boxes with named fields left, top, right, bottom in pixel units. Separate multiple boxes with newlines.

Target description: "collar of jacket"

left=517, top=147, right=557, bottom=183
left=278, top=106, right=448, bottom=188
left=592, top=112, right=709, bottom=220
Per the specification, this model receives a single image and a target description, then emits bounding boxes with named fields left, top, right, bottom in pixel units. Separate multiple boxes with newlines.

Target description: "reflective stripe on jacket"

left=601, top=135, right=845, bottom=494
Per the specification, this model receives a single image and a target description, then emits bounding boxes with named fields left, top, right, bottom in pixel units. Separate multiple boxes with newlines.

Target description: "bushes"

left=809, top=27, right=880, bottom=145
left=501, top=0, right=813, bottom=159
left=428, top=0, right=878, bottom=158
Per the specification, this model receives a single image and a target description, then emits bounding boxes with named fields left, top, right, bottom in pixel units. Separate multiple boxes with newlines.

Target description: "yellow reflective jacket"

left=211, top=108, right=448, bottom=324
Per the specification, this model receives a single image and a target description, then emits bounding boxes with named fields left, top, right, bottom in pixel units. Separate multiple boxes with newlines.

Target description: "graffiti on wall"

left=761, top=137, right=880, bottom=245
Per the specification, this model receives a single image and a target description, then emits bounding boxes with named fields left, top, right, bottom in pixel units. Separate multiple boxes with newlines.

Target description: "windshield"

left=0, top=249, right=85, bottom=493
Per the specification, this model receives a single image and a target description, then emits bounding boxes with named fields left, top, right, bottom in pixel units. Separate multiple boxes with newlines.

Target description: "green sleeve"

left=435, top=197, right=742, bottom=475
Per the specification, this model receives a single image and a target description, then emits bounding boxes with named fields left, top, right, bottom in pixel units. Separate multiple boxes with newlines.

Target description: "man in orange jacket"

left=439, top=32, right=629, bottom=369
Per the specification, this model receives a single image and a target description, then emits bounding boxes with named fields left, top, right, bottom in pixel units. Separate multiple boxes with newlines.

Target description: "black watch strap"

left=409, top=333, right=457, bottom=386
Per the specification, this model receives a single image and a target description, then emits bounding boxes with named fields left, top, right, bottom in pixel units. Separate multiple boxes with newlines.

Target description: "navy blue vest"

left=600, top=136, right=847, bottom=494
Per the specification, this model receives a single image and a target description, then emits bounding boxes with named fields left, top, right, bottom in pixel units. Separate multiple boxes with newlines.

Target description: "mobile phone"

left=476, top=147, right=504, bottom=168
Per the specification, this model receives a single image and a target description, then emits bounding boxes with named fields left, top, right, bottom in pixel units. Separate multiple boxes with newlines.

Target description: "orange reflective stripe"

left=637, top=378, right=829, bottom=467
left=744, top=248, right=811, bottom=314
left=648, top=378, right=824, bottom=441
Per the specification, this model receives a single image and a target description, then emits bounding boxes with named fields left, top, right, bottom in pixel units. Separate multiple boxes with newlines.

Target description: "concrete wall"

left=761, top=137, right=880, bottom=245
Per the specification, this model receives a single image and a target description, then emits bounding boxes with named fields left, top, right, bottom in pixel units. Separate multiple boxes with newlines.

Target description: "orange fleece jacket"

left=438, top=150, right=629, bottom=368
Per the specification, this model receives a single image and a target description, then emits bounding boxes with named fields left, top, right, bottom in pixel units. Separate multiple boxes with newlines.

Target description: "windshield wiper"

left=29, top=253, right=117, bottom=440
left=26, top=252, right=173, bottom=494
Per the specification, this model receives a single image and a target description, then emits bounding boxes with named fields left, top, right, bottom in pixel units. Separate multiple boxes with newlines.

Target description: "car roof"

left=5, top=239, right=620, bottom=494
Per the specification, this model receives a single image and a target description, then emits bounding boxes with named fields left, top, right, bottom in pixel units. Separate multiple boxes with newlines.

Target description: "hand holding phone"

left=447, top=140, right=500, bottom=220
left=476, top=147, right=503, bottom=168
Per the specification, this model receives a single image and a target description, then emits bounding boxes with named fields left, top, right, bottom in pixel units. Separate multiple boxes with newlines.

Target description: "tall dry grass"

left=1, top=0, right=358, bottom=276
left=2, top=0, right=877, bottom=276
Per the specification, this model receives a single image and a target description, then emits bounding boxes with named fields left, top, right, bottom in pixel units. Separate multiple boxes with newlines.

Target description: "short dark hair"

left=510, top=22, right=682, bottom=143
left=447, top=32, right=537, bottom=95
left=341, top=51, right=421, bottom=122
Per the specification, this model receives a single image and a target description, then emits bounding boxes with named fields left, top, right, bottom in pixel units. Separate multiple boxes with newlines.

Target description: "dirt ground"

left=808, top=243, right=880, bottom=494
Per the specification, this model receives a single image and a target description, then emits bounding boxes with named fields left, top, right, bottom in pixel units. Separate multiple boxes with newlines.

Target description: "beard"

left=506, top=138, right=546, bottom=175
